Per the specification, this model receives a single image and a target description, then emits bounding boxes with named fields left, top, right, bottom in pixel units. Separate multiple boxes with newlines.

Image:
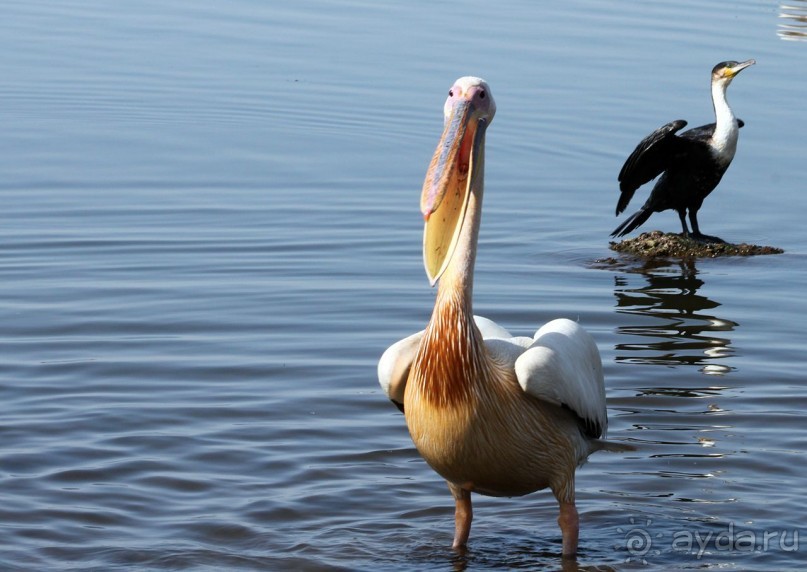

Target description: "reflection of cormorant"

left=612, top=258, right=737, bottom=374
left=612, top=60, right=755, bottom=242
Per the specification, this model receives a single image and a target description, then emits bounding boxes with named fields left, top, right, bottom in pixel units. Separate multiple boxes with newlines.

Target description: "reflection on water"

left=779, top=1, right=807, bottom=41
left=610, top=258, right=737, bottom=376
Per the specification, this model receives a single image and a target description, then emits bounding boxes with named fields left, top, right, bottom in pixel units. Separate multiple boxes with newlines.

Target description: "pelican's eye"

left=448, top=89, right=454, bottom=97
left=479, top=90, right=486, bottom=99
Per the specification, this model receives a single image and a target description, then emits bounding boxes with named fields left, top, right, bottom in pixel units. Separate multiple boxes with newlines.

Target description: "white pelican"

left=379, top=76, right=631, bottom=558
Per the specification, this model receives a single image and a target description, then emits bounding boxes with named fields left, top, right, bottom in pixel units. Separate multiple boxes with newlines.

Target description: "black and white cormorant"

left=611, top=59, right=755, bottom=242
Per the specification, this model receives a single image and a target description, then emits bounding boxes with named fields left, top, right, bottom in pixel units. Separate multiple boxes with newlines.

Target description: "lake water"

left=2, top=1, right=806, bottom=570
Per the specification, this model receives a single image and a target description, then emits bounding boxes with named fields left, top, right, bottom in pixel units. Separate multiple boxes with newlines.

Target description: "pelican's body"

left=612, top=60, right=755, bottom=242
left=379, top=77, right=628, bottom=558
left=404, top=317, right=601, bottom=499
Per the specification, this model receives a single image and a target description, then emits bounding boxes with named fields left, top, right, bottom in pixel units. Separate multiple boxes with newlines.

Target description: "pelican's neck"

left=710, top=79, right=739, bottom=161
left=436, top=151, right=485, bottom=311
left=411, top=145, right=488, bottom=407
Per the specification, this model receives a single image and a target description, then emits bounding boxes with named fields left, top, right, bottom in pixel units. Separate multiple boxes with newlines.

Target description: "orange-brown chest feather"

left=407, top=293, right=487, bottom=410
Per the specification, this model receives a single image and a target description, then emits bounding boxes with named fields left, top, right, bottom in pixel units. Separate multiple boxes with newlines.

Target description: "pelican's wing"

left=514, top=318, right=607, bottom=439
left=474, top=315, right=513, bottom=338
left=378, top=330, right=423, bottom=412
left=616, top=119, right=688, bottom=215
left=484, top=335, right=533, bottom=366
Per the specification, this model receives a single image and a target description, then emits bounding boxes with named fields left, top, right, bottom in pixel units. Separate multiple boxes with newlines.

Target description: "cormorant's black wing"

left=679, top=118, right=743, bottom=142
left=679, top=122, right=715, bottom=142
left=616, top=119, right=688, bottom=215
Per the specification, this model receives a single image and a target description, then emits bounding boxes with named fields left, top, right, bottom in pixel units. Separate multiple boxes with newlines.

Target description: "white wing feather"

left=514, top=318, right=607, bottom=437
left=378, top=329, right=423, bottom=406
left=483, top=335, right=533, bottom=366
left=473, top=315, right=513, bottom=338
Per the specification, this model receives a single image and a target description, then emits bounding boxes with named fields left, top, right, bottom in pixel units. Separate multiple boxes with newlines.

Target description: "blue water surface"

left=1, top=1, right=806, bottom=570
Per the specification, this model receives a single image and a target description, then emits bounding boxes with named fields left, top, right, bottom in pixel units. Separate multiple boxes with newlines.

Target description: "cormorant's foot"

left=680, top=231, right=725, bottom=244
left=690, top=233, right=726, bottom=244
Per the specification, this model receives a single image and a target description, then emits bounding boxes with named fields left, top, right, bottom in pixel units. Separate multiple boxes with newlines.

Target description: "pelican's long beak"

left=420, top=99, right=487, bottom=286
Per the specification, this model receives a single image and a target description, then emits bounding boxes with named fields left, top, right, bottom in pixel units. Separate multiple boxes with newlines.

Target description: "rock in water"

left=609, top=231, right=783, bottom=258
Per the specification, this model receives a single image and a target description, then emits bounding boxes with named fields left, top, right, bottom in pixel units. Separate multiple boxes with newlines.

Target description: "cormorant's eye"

left=479, top=90, right=486, bottom=99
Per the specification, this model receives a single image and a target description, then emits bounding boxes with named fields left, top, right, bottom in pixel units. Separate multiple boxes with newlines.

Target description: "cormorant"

left=611, top=59, right=755, bottom=242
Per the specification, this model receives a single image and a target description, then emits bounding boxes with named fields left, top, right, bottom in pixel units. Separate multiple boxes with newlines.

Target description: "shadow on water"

left=600, top=256, right=738, bottom=381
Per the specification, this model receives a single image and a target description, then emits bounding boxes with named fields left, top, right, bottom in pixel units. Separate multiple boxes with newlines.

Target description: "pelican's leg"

left=558, top=500, right=579, bottom=558
left=447, top=482, right=472, bottom=549
left=552, top=478, right=579, bottom=558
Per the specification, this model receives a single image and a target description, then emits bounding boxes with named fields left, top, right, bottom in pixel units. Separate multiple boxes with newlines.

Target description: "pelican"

left=379, top=77, right=630, bottom=558
left=611, top=60, right=755, bottom=242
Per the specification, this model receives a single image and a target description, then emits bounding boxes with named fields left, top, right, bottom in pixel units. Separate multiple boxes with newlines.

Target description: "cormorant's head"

left=711, top=59, right=755, bottom=86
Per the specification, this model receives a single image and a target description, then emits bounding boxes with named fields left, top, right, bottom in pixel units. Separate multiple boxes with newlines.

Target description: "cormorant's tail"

left=610, top=208, right=653, bottom=238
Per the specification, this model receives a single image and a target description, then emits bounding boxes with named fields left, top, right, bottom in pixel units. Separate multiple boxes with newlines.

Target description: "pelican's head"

left=711, top=59, right=755, bottom=88
left=420, top=76, right=496, bottom=286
